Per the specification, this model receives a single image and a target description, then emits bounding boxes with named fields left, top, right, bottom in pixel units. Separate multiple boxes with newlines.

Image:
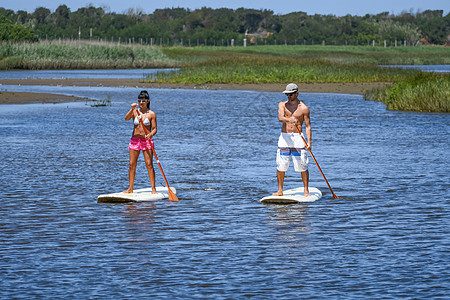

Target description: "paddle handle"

left=135, top=109, right=178, bottom=201
left=294, top=123, right=339, bottom=199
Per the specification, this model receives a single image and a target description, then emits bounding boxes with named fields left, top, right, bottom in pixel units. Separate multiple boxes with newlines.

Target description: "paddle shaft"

left=293, top=123, right=339, bottom=199
left=135, top=109, right=178, bottom=201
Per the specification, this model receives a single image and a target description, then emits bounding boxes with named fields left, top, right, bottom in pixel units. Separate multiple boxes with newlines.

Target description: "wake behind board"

left=260, top=187, right=322, bottom=204
left=97, top=187, right=176, bottom=203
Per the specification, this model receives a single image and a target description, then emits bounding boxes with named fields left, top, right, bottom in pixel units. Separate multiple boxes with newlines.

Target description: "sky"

left=1, top=0, right=448, bottom=16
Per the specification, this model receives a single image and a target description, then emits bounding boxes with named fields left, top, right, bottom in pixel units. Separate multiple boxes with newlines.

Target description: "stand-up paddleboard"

left=97, top=187, right=177, bottom=203
left=260, top=187, right=322, bottom=204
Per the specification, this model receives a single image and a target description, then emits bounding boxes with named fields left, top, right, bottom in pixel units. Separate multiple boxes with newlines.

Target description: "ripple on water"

left=0, top=87, right=449, bottom=298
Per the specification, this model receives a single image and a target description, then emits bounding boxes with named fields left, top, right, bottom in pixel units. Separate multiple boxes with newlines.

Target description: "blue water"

left=380, top=64, right=450, bottom=73
left=0, top=72, right=449, bottom=298
left=0, top=68, right=176, bottom=80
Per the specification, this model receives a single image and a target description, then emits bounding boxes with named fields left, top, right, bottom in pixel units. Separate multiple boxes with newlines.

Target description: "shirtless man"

left=273, top=83, right=311, bottom=197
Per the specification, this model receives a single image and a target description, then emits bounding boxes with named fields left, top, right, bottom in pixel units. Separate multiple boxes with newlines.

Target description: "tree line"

left=0, top=5, right=449, bottom=45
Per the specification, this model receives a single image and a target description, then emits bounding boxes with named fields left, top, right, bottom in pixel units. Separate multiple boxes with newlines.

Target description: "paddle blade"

left=168, top=189, right=179, bottom=201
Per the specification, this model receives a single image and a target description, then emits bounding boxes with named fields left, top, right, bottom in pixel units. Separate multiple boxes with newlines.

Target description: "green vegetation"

left=150, top=55, right=416, bottom=84
left=161, top=44, right=450, bottom=65
left=1, top=5, right=449, bottom=45
left=0, top=40, right=176, bottom=69
left=0, top=14, right=37, bottom=42
left=149, top=45, right=448, bottom=84
left=90, top=96, right=112, bottom=107
left=364, top=73, right=450, bottom=112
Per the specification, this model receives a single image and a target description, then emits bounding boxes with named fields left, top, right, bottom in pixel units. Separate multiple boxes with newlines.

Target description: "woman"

left=123, top=90, right=157, bottom=194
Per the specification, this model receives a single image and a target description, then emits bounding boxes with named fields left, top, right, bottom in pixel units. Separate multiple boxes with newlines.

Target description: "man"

left=273, top=83, right=311, bottom=197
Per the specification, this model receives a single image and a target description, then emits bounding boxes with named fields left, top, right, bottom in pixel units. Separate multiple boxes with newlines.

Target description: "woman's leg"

left=124, top=149, right=140, bottom=193
left=142, top=149, right=157, bottom=194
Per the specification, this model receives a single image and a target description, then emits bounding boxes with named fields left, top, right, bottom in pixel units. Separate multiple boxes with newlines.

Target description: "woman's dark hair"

left=138, top=90, right=150, bottom=109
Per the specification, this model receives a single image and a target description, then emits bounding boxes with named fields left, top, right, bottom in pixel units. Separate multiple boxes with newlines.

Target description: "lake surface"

left=0, top=71, right=449, bottom=298
left=0, top=68, right=176, bottom=80
left=380, top=64, right=450, bottom=73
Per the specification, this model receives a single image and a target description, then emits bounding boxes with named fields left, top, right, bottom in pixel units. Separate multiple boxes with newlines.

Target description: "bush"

left=0, top=15, right=38, bottom=42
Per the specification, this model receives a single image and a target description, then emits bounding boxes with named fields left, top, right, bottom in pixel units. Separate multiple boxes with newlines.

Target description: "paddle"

left=293, top=123, right=339, bottom=199
left=135, top=109, right=178, bottom=201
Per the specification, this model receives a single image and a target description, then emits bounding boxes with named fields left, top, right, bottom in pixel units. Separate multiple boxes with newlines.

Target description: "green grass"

left=162, top=45, right=450, bottom=65
left=148, top=56, right=419, bottom=84
left=150, top=45, right=448, bottom=84
left=364, top=72, right=450, bottom=112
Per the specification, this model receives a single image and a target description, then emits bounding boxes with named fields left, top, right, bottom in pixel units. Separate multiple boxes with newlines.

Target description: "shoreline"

left=0, top=91, right=89, bottom=104
left=0, top=78, right=389, bottom=104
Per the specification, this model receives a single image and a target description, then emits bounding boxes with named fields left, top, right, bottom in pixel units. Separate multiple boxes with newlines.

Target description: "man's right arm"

left=277, top=101, right=293, bottom=123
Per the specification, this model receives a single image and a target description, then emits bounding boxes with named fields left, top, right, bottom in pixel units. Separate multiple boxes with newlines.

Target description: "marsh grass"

left=0, top=40, right=176, bottom=69
left=154, top=46, right=450, bottom=112
left=90, top=96, right=112, bottom=107
left=148, top=56, right=418, bottom=84
left=150, top=45, right=448, bottom=84
left=364, top=72, right=450, bottom=112
left=163, top=45, right=450, bottom=65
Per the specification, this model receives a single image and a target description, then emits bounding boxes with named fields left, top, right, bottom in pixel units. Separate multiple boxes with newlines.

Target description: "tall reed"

left=0, top=40, right=176, bottom=69
left=364, top=72, right=450, bottom=112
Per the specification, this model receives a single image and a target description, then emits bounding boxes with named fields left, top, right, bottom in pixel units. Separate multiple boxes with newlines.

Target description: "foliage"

left=0, top=5, right=448, bottom=45
left=0, top=14, right=38, bottom=42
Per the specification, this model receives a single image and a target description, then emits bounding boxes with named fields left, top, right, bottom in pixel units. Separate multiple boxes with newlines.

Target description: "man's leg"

left=301, top=169, right=311, bottom=197
left=273, top=170, right=285, bottom=196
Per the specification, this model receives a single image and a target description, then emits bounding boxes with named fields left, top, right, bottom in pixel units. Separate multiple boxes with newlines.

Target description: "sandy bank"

left=0, top=91, right=88, bottom=105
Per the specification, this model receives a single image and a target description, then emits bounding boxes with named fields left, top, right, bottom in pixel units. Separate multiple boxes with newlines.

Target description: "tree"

left=32, top=7, right=51, bottom=24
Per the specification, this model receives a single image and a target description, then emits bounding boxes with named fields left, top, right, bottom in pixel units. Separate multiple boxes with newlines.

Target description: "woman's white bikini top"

left=134, top=114, right=150, bottom=126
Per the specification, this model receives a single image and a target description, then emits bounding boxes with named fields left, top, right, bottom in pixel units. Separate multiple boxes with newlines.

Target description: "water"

left=0, top=68, right=176, bottom=80
left=380, top=64, right=450, bottom=73
left=0, top=74, right=449, bottom=298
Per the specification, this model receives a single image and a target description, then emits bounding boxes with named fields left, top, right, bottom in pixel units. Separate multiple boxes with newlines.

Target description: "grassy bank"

left=148, top=56, right=417, bottom=84
left=162, top=45, right=450, bottom=65
left=151, top=45, right=448, bottom=84
left=0, top=40, right=176, bottom=69
left=364, top=72, right=450, bottom=113
left=153, top=46, right=449, bottom=112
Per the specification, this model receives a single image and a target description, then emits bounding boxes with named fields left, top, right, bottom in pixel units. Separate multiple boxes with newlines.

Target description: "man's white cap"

left=282, top=83, right=299, bottom=94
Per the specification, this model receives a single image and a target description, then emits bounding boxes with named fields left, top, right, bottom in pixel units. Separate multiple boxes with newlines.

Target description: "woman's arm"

left=125, top=103, right=138, bottom=120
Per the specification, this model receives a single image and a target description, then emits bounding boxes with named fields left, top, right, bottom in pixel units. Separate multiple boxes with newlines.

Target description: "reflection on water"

left=0, top=81, right=449, bottom=298
left=267, top=205, right=311, bottom=238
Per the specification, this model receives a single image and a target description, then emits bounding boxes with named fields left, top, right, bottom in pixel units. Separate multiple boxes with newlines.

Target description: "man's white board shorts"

left=276, top=132, right=309, bottom=172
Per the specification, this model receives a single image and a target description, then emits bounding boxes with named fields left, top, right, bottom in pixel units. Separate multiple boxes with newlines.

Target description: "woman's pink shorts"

left=128, top=137, right=153, bottom=151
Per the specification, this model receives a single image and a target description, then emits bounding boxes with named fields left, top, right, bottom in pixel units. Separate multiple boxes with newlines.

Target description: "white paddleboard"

left=97, top=186, right=176, bottom=203
left=260, top=187, right=322, bottom=204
